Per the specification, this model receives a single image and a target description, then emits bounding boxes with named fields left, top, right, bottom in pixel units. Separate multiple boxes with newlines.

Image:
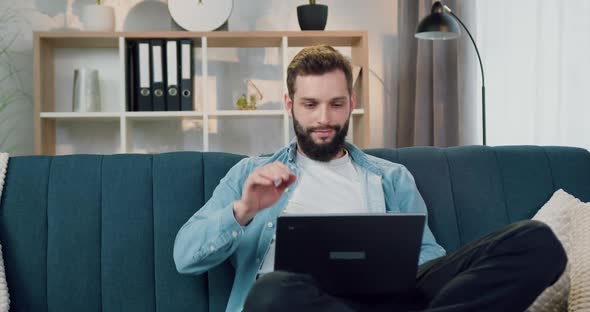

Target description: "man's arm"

left=173, top=159, right=297, bottom=275
left=173, top=158, right=250, bottom=275
left=395, top=166, right=447, bottom=265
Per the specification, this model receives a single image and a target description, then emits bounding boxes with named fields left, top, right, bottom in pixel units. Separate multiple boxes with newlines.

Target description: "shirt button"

left=232, top=230, right=238, bottom=238
left=256, top=258, right=260, bottom=263
left=285, top=188, right=289, bottom=193
left=267, top=222, right=273, bottom=228
left=209, top=245, right=215, bottom=251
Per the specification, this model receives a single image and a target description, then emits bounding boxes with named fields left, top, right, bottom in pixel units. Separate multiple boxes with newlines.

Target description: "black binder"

left=179, top=39, right=194, bottom=111
left=165, top=39, right=180, bottom=111
left=136, top=39, right=152, bottom=111
left=125, top=40, right=137, bottom=111
left=151, top=39, right=166, bottom=111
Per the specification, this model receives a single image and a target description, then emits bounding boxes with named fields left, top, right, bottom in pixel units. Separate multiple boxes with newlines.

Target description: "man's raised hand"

left=233, top=161, right=297, bottom=226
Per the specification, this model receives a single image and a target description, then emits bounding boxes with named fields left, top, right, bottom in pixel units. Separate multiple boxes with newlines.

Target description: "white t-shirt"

left=257, top=150, right=368, bottom=275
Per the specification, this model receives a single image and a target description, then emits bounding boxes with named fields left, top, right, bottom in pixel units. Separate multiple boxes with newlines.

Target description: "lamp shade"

left=415, top=1, right=461, bottom=40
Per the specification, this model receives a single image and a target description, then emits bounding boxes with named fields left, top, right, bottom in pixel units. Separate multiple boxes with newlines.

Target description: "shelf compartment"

left=208, top=115, right=284, bottom=156
left=53, top=47, right=122, bottom=113
left=126, top=118, right=204, bottom=153
left=55, top=120, right=121, bottom=155
left=123, top=37, right=204, bottom=113
left=206, top=46, right=284, bottom=112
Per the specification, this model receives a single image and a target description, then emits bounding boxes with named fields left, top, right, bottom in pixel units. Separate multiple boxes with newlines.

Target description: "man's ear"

left=350, top=92, right=357, bottom=112
left=285, top=93, right=293, bottom=117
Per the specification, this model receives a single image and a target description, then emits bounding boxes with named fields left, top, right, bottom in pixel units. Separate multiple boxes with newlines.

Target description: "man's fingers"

left=276, top=173, right=297, bottom=191
left=250, top=173, right=274, bottom=186
left=285, top=173, right=297, bottom=185
left=259, top=169, right=295, bottom=189
left=273, top=161, right=292, bottom=175
left=249, top=161, right=296, bottom=190
left=258, top=171, right=278, bottom=184
left=268, top=162, right=294, bottom=183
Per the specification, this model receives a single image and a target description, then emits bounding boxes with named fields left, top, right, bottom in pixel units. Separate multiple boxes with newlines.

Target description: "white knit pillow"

left=0, top=152, right=10, bottom=312
left=568, top=197, right=590, bottom=311
left=0, top=245, right=7, bottom=312
left=527, top=189, right=577, bottom=312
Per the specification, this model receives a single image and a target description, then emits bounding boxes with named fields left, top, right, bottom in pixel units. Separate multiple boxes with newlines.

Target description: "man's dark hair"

left=286, top=44, right=353, bottom=101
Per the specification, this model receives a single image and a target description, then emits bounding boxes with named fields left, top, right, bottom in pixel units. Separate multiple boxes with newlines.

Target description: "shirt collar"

left=286, top=138, right=382, bottom=176
left=287, top=138, right=298, bottom=162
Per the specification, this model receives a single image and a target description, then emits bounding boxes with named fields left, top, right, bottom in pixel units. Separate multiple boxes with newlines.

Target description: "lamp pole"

left=447, top=9, right=486, bottom=146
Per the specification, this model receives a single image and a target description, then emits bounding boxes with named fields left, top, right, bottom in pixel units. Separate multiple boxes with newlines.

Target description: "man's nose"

left=318, top=105, right=331, bottom=124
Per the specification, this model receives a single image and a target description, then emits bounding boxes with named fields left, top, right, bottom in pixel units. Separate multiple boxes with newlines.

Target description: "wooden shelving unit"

left=33, top=31, right=369, bottom=156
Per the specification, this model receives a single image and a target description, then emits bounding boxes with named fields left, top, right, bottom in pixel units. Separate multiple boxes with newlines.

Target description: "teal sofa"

left=1, top=146, right=589, bottom=311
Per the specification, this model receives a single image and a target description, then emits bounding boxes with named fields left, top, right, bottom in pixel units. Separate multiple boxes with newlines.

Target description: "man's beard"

left=292, top=111, right=350, bottom=162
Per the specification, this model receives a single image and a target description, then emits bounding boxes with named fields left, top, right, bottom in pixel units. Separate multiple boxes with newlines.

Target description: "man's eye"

left=304, top=102, right=316, bottom=108
left=333, top=102, right=344, bottom=107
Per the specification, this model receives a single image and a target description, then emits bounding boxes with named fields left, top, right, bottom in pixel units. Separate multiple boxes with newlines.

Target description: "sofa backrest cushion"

left=0, top=152, right=245, bottom=312
left=366, top=146, right=590, bottom=252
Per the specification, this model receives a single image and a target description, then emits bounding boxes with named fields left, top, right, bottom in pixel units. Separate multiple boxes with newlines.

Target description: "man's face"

left=285, top=70, right=355, bottom=162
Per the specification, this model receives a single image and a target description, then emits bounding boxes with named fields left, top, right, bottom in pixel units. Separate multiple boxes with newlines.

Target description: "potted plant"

left=82, top=0, right=116, bottom=31
left=235, top=80, right=263, bottom=110
left=235, top=94, right=257, bottom=110
left=297, top=0, right=328, bottom=31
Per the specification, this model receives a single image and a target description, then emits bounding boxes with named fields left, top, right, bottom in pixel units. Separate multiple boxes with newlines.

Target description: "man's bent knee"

left=515, top=220, right=567, bottom=284
left=243, top=271, right=317, bottom=312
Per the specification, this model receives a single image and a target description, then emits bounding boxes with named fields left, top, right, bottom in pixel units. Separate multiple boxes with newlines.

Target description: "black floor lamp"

left=415, top=1, right=487, bottom=145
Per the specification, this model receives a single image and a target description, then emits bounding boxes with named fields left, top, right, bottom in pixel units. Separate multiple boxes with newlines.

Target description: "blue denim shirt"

left=173, top=141, right=446, bottom=312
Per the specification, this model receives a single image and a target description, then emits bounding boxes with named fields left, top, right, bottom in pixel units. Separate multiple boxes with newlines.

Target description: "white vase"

left=82, top=4, right=115, bottom=31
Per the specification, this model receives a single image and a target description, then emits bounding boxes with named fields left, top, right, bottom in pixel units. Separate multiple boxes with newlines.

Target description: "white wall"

left=0, top=0, right=400, bottom=155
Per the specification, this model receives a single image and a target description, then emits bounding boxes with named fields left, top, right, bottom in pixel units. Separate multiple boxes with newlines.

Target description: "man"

left=173, top=45, right=566, bottom=312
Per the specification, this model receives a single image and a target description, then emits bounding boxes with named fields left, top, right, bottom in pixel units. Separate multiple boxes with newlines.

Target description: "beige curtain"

left=397, top=0, right=478, bottom=147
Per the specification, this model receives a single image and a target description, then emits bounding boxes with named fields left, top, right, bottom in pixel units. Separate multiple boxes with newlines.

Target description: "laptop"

left=274, top=213, right=425, bottom=296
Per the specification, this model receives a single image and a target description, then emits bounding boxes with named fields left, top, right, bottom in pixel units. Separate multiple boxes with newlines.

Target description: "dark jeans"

left=243, top=220, right=567, bottom=312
